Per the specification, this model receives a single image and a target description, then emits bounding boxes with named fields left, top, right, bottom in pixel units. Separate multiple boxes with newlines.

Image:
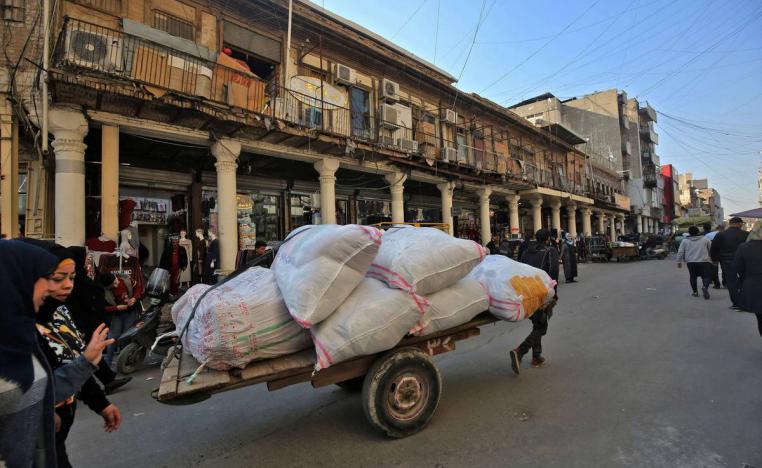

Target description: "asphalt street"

left=68, top=258, right=762, bottom=468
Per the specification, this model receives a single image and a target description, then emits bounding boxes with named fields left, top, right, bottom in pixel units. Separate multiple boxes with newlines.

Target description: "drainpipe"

left=283, top=0, right=293, bottom=90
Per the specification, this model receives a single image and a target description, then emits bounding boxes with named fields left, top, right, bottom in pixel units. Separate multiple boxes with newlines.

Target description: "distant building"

left=678, top=173, right=723, bottom=226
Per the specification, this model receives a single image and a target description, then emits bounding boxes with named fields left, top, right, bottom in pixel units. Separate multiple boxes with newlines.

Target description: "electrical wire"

left=390, top=0, right=428, bottom=40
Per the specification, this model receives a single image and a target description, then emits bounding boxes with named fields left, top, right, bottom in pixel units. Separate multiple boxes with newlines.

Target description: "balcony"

left=640, top=125, right=659, bottom=144
left=643, top=163, right=658, bottom=188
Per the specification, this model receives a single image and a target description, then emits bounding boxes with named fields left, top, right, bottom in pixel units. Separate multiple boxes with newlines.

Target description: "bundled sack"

left=417, top=278, right=489, bottom=336
left=272, top=224, right=382, bottom=328
left=368, top=226, right=486, bottom=296
left=172, top=267, right=312, bottom=370
left=467, top=255, right=555, bottom=322
left=311, top=277, right=428, bottom=371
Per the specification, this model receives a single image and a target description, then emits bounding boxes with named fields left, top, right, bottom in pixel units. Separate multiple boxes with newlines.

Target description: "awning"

left=730, top=207, right=762, bottom=218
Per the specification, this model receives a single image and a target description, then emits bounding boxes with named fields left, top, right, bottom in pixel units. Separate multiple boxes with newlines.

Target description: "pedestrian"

left=509, top=228, right=559, bottom=374
left=517, top=230, right=533, bottom=260
left=497, top=235, right=514, bottom=259
left=485, top=235, right=500, bottom=255
left=101, top=272, right=140, bottom=367
left=734, top=220, right=762, bottom=338
left=703, top=222, right=722, bottom=289
left=0, top=240, right=106, bottom=468
left=36, top=247, right=122, bottom=468
left=560, top=232, right=578, bottom=283
left=677, top=226, right=713, bottom=299
left=576, top=233, right=587, bottom=263
left=710, top=217, right=749, bottom=309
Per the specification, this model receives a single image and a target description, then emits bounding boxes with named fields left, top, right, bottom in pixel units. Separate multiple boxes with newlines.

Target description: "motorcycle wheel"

left=117, top=343, right=147, bottom=375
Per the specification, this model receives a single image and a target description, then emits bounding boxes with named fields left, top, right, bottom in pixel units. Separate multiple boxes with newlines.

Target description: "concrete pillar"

left=549, top=199, right=561, bottom=232
left=210, top=138, right=241, bottom=273
left=476, top=186, right=492, bottom=245
left=437, top=181, right=455, bottom=236
left=0, top=102, right=19, bottom=239
left=384, top=172, right=407, bottom=223
left=49, top=106, right=88, bottom=247
left=314, top=158, right=340, bottom=225
left=566, top=202, right=577, bottom=237
left=609, top=213, right=617, bottom=241
left=101, top=125, right=120, bottom=239
left=530, top=197, right=543, bottom=233
left=636, top=214, right=644, bottom=234
left=618, top=214, right=626, bottom=236
left=507, top=194, right=520, bottom=237
left=646, top=217, right=652, bottom=233
left=581, top=206, right=592, bottom=236
left=597, top=210, right=605, bottom=235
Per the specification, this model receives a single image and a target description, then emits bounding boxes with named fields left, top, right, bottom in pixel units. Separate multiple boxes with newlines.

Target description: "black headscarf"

left=24, top=240, right=76, bottom=324
left=0, top=239, right=58, bottom=392
left=66, top=246, right=108, bottom=340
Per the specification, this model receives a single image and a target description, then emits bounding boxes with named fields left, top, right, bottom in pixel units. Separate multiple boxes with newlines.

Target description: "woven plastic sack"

left=368, top=226, right=486, bottom=296
left=311, top=277, right=428, bottom=371
left=171, top=267, right=312, bottom=370
left=417, top=278, right=489, bottom=336
left=467, top=255, right=556, bottom=321
left=272, top=224, right=382, bottom=328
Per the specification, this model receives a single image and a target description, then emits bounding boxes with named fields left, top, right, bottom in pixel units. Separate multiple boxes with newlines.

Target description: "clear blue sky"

left=317, top=0, right=762, bottom=216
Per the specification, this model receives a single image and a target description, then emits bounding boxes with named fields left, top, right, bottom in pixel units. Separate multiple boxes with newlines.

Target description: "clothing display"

left=119, top=199, right=137, bottom=230
left=194, top=232, right=208, bottom=284
left=179, top=233, right=193, bottom=285
left=160, top=238, right=189, bottom=294
left=205, top=236, right=220, bottom=284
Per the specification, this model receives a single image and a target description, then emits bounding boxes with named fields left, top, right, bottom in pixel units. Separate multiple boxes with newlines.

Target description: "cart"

left=155, top=301, right=553, bottom=438
left=585, top=236, right=609, bottom=262
left=610, top=245, right=639, bottom=262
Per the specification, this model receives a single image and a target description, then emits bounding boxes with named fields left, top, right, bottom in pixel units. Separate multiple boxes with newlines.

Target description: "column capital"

left=506, top=194, right=520, bottom=205
left=529, top=196, right=543, bottom=208
left=548, top=198, right=561, bottom=209
left=566, top=200, right=577, bottom=209
left=314, top=157, right=340, bottom=176
left=48, top=105, right=88, bottom=140
left=211, top=138, right=241, bottom=173
left=384, top=172, right=407, bottom=189
left=581, top=206, right=593, bottom=215
left=436, top=181, right=455, bottom=195
left=475, top=186, right=492, bottom=201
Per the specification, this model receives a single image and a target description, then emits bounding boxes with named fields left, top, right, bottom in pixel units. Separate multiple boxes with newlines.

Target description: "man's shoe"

left=691, top=292, right=699, bottom=297
left=531, top=356, right=546, bottom=368
left=509, top=349, right=522, bottom=375
left=702, top=287, right=710, bottom=300
left=104, top=377, right=132, bottom=395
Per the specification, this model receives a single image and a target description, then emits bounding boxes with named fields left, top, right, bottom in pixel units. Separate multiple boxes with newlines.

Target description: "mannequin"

left=128, top=221, right=140, bottom=256
left=86, top=233, right=117, bottom=268
left=193, top=229, right=208, bottom=284
left=205, top=231, right=220, bottom=284
left=119, top=228, right=137, bottom=258
left=178, top=229, right=193, bottom=289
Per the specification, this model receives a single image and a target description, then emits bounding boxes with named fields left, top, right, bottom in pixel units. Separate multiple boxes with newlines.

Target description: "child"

left=100, top=273, right=139, bottom=367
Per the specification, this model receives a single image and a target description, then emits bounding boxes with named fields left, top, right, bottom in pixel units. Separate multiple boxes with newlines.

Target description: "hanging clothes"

left=179, top=236, right=193, bottom=284
left=205, top=237, right=220, bottom=284
left=159, top=238, right=188, bottom=294
left=194, top=236, right=208, bottom=284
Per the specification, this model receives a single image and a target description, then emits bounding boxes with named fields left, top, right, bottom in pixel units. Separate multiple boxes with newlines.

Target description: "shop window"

left=1, top=0, right=24, bottom=22
left=350, top=87, right=371, bottom=139
left=238, top=193, right=281, bottom=246
left=290, top=194, right=316, bottom=230
left=356, top=199, right=391, bottom=225
left=224, top=43, right=277, bottom=82
left=404, top=206, right=441, bottom=224
left=153, top=11, right=195, bottom=41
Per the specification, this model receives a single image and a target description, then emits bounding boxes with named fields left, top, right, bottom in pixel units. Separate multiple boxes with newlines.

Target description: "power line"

left=449, top=0, right=488, bottom=109
left=433, top=0, right=440, bottom=65
left=390, top=0, right=428, bottom=40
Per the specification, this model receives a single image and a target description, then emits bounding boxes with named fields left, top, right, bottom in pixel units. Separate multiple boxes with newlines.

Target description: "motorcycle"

left=116, top=268, right=175, bottom=374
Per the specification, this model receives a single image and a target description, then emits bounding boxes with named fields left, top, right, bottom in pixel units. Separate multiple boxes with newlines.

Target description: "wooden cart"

left=156, top=313, right=504, bottom=438
left=610, top=245, right=639, bottom=262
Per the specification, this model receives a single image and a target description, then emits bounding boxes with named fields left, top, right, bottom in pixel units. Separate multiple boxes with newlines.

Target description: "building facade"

left=678, top=173, right=723, bottom=227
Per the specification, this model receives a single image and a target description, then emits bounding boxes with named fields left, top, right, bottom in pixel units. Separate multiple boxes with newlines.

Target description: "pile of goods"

left=172, top=225, right=555, bottom=371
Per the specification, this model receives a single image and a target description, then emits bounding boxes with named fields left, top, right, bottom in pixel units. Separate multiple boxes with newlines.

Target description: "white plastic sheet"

left=272, top=224, right=382, bottom=328
left=172, top=267, right=312, bottom=370
left=417, top=278, right=489, bottom=335
left=467, top=255, right=556, bottom=321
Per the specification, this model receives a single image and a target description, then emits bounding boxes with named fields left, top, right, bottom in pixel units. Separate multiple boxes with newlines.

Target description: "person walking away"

left=576, top=233, right=587, bottom=263
left=510, top=229, right=559, bottom=374
left=711, top=217, right=749, bottom=309
left=101, top=272, right=140, bottom=367
left=677, top=226, right=713, bottom=299
left=734, top=220, right=762, bottom=338
left=517, top=230, right=534, bottom=260
left=485, top=235, right=500, bottom=255
left=703, top=223, right=722, bottom=289
left=561, top=233, right=578, bottom=283
left=498, top=235, right=514, bottom=259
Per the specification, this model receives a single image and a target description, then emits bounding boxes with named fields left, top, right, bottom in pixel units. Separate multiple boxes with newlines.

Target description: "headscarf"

left=564, top=232, right=574, bottom=245
left=0, top=240, right=58, bottom=392
left=22, top=241, right=76, bottom=324
left=747, top=220, right=762, bottom=242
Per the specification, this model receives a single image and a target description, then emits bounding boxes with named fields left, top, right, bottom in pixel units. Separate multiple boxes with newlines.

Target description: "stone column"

left=581, top=206, right=592, bottom=236
left=476, top=186, right=492, bottom=245
left=596, top=210, right=605, bottom=235
left=507, top=194, right=520, bottom=237
left=314, top=158, right=340, bottom=225
left=646, top=217, right=652, bottom=233
left=636, top=214, right=644, bottom=234
left=549, top=199, right=561, bottom=232
left=101, top=124, right=120, bottom=240
left=437, top=181, right=455, bottom=236
left=384, top=172, right=407, bottom=223
left=566, top=202, right=577, bottom=237
left=618, top=214, right=626, bottom=236
left=211, top=138, right=241, bottom=274
left=530, top=197, right=543, bottom=233
left=49, top=106, right=88, bottom=247
left=609, top=213, right=617, bottom=240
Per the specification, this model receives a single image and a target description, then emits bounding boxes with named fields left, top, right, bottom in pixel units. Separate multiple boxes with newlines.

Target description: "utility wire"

left=449, top=0, right=488, bottom=109
left=390, top=0, right=428, bottom=40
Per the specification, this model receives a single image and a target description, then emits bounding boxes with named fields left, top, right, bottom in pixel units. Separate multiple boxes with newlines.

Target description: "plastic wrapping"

left=418, top=278, right=489, bottom=336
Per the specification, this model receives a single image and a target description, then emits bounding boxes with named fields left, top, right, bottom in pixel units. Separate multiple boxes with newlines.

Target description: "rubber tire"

left=116, top=343, right=146, bottom=375
left=361, top=347, right=442, bottom=438
left=335, top=376, right=365, bottom=392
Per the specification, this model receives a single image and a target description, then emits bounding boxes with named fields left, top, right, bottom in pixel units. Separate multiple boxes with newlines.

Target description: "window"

left=1, top=0, right=24, bottom=22
left=153, top=11, right=195, bottom=41
left=223, top=43, right=277, bottom=82
left=349, top=87, right=370, bottom=139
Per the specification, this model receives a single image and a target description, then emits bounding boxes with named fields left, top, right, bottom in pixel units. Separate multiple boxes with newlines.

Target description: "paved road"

left=68, top=259, right=761, bottom=468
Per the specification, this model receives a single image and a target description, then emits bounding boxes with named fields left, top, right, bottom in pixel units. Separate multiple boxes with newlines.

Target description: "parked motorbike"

left=116, top=268, right=175, bottom=374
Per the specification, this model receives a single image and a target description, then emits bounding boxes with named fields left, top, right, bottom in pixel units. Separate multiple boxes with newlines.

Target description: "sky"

left=315, top=0, right=762, bottom=216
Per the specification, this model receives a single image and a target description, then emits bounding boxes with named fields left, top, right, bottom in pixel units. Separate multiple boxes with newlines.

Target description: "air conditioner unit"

left=379, top=103, right=399, bottom=128
left=440, top=147, right=457, bottom=162
left=303, top=107, right=323, bottom=128
left=397, top=138, right=418, bottom=153
left=65, top=26, right=124, bottom=72
left=440, top=108, right=457, bottom=124
left=333, top=63, right=356, bottom=86
left=380, top=78, right=400, bottom=102
left=378, top=134, right=395, bottom=147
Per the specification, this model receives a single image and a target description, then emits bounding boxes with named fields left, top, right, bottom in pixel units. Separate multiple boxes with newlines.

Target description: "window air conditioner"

left=440, top=147, right=458, bottom=162
left=380, top=78, right=400, bottom=102
left=379, top=103, right=399, bottom=128
left=439, top=108, right=457, bottom=124
left=65, top=26, right=125, bottom=72
left=333, top=63, right=356, bottom=86
left=303, top=107, right=323, bottom=128
left=397, top=138, right=418, bottom=153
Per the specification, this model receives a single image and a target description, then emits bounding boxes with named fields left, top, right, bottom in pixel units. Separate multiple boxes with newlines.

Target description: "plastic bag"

left=417, top=278, right=489, bottom=335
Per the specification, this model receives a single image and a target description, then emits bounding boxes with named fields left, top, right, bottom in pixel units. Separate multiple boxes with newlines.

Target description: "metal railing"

left=268, top=85, right=352, bottom=137
left=54, top=18, right=267, bottom=113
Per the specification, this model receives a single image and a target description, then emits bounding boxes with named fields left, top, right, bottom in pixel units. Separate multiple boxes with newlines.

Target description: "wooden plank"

left=410, top=328, right=481, bottom=356
left=310, top=355, right=376, bottom=389
left=266, top=372, right=313, bottom=392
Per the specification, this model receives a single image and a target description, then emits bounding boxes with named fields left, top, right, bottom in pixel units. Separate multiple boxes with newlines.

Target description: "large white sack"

left=172, top=267, right=312, bottom=370
left=272, top=224, right=382, bottom=328
left=368, top=226, right=486, bottom=295
left=311, top=277, right=428, bottom=371
left=467, top=255, right=556, bottom=321
left=417, top=278, right=489, bottom=336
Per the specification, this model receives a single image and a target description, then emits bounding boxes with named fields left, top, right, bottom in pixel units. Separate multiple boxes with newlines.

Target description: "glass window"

left=1, top=0, right=24, bottom=22
left=350, top=87, right=370, bottom=139
left=405, top=206, right=441, bottom=224
left=238, top=193, right=281, bottom=245
left=153, top=11, right=195, bottom=41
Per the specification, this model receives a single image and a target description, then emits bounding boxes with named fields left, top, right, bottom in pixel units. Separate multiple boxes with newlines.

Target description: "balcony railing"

left=269, top=85, right=352, bottom=137
left=54, top=18, right=268, bottom=113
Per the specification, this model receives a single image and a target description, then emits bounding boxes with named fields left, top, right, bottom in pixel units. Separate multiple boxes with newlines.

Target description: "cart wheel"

left=117, top=343, right=146, bottom=375
left=361, top=347, right=442, bottom=438
left=335, top=376, right=365, bottom=392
